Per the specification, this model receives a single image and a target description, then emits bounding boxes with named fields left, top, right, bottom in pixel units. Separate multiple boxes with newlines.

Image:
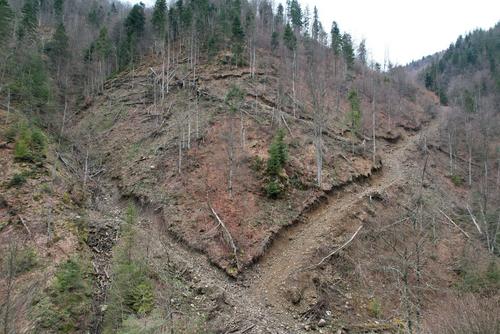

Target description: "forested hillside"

left=422, top=23, right=500, bottom=256
left=0, top=0, right=498, bottom=333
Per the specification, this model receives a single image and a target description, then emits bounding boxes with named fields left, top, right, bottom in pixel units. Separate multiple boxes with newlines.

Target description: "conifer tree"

left=125, top=3, right=146, bottom=38
left=348, top=89, right=361, bottom=134
left=358, top=39, right=367, bottom=65
left=311, top=6, right=320, bottom=41
left=231, top=15, right=245, bottom=66
left=18, top=0, right=39, bottom=41
left=287, top=0, right=302, bottom=31
left=152, top=0, right=167, bottom=38
left=54, top=0, right=64, bottom=22
left=342, top=33, right=355, bottom=70
left=283, top=23, right=296, bottom=52
left=330, top=21, right=341, bottom=55
left=275, top=4, right=284, bottom=28
left=45, top=23, right=69, bottom=64
left=0, top=0, right=13, bottom=45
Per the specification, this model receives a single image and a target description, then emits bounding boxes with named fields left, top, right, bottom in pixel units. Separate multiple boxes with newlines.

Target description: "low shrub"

left=367, top=298, right=382, bottom=318
left=14, top=247, right=37, bottom=275
left=266, top=179, right=282, bottom=198
left=450, top=174, right=463, bottom=186
left=10, top=123, right=47, bottom=163
left=8, top=173, right=27, bottom=188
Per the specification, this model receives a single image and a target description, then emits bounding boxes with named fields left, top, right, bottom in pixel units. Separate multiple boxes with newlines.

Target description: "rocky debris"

left=86, top=220, right=119, bottom=332
left=86, top=221, right=118, bottom=254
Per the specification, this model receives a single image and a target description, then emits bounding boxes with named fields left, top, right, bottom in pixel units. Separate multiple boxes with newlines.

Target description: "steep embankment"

left=86, top=101, right=454, bottom=333
left=72, top=50, right=435, bottom=278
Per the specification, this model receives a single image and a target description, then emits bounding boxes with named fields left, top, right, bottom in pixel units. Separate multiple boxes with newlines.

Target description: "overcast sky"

left=128, top=0, right=499, bottom=65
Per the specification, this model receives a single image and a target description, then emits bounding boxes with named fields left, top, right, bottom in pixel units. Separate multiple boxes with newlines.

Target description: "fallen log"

left=208, top=202, right=240, bottom=270
left=308, top=224, right=363, bottom=270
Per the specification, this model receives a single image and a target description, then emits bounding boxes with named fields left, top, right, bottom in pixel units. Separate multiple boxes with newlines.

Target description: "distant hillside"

left=422, top=22, right=500, bottom=105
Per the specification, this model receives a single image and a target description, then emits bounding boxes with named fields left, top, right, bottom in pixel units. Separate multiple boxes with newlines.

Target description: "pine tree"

left=0, top=0, right=13, bottom=45
left=152, top=0, right=167, bottom=38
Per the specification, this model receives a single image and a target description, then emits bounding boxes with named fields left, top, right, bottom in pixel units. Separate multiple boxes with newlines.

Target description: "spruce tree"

left=348, top=90, right=361, bottom=134
left=311, top=6, right=320, bottom=41
left=95, top=27, right=112, bottom=60
left=342, top=33, right=355, bottom=70
left=18, top=0, right=39, bottom=41
left=358, top=39, right=367, bottom=65
left=288, top=0, right=302, bottom=30
left=45, top=23, right=69, bottom=64
left=0, top=0, right=13, bottom=45
left=275, top=4, right=284, bottom=28
left=283, top=23, right=297, bottom=52
left=152, top=0, right=167, bottom=38
left=54, top=0, right=64, bottom=21
left=330, top=21, right=341, bottom=55
left=125, top=3, right=146, bottom=38
left=231, top=15, right=245, bottom=66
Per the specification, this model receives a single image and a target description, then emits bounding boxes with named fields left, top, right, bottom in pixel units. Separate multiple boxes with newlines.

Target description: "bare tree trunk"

left=228, top=116, right=235, bottom=198
left=3, top=243, right=16, bottom=334
left=448, top=131, right=454, bottom=175
left=178, top=132, right=182, bottom=175
left=292, top=51, right=296, bottom=118
left=372, top=75, right=376, bottom=164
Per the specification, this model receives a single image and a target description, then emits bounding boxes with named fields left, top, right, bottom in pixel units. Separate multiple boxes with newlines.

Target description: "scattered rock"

left=318, top=319, right=327, bottom=327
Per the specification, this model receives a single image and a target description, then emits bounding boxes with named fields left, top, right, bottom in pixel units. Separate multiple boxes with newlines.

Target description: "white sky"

left=129, top=0, right=500, bottom=65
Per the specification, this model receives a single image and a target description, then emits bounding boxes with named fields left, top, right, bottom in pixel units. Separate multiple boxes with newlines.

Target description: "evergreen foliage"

left=267, top=129, right=288, bottom=177
left=231, top=15, right=245, bottom=65
left=54, top=0, right=64, bottom=21
left=347, top=89, right=361, bottom=134
left=330, top=21, right=342, bottom=56
left=9, top=53, right=51, bottom=109
left=342, top=33, right=355, bottom=70
left=287, top=0, right=302, bottom=30
left=17, top=0, right=39, bottom=41
left=34, top=258, right=93, bottom=333
left=0, top=0, right=13, bottom=45
left=45, top=23, right=69, bottom=66
left=358, top=39, right=367, bottom=65
left=283, top=23, right=297, bottom=51
left=152, top=0, right=167, bottom=38
left=103, top=204, right=155, bottom=333
left=422, top=23, right=500, bottom=104
left=266, top=129, right=288, bottom=198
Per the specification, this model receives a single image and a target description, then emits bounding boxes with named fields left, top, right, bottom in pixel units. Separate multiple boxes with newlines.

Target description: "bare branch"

left=310, top=224, right=364, bottom=269
left=437, top=208, right=470, bottom=239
